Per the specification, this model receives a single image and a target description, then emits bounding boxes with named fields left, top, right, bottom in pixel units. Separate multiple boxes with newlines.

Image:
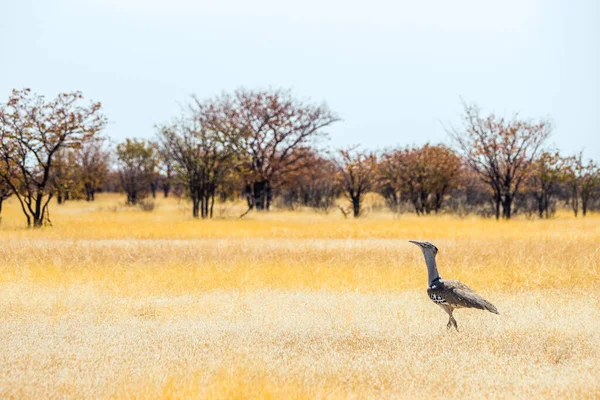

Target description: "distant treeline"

left=1, top=88, right=598, bottom=227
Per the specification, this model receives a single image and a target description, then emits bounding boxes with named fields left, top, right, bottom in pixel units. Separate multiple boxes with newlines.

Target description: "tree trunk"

left=128, top=191, right=138, bottom=205
left=266, top=183, right=272, bottom=211
left=255, top=182, right=265, bottom=211
left=57, top=192, right=63, bottom=205
left=163, top=183, right=171, bottom=198
left=245, top=184, right=255, bottom=209
left=352, top=196, right=361, bottom=217
left=502, top=193, right=512, bottom=219
left=571, top=193, right=579, bottom=217
left=434, top=193, right=443, bottom=214
left=31, top=194, right=48, bottom=228
left=421, top=191, right=430, bottom=214
left=536, top=194, right=544, bottom=219
left=12, top=192, right=31, bottom=227
left=192, top=191, right=200, bottom=218
left=193, top=199, right=199, bottom=218
left=413, top=203, right=421, bottom=215
left=203, top=191, right=209, bottom=219
left=494, top=195, right=501, bottom=220
left=253, top=180, right=269, bottom=211
left=32, top=193, right=43, bottom=228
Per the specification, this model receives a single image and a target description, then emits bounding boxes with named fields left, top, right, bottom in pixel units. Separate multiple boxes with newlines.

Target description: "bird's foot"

left=451, top=318, right=459, bottom=332
left=447, top=318, right=459, bottom=332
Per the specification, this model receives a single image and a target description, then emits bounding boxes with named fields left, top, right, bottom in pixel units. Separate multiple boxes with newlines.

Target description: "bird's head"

left=409, top=240, right=439, bottom=256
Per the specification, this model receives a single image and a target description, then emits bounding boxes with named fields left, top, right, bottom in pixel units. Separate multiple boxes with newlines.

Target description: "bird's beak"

left=408, top=240, right=423, bottom=246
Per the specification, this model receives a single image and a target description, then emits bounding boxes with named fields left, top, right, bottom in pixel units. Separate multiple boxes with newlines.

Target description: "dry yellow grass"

left=0, top=194, right=599, bottom=399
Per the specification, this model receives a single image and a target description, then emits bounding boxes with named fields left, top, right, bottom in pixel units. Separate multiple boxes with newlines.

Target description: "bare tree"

left=333, top=147, right=377, bottom=218
left=158, top=105, right=237, bottom=219
left=199, top=88, right=340, bottom=211
left=449, top=103, right=552, bottom=219
left=0, top=89, right=106, bottom=227
left=116, top=138, right=156, bottom=205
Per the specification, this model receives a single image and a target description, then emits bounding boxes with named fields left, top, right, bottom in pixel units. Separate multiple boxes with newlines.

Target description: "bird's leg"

left=442, top=305, right=456, bottom=331
left=451, top=316, right=459, bottom=332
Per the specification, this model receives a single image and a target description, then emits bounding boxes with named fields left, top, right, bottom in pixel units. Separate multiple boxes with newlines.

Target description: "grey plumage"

left=409, top=240, right=499, bottom=331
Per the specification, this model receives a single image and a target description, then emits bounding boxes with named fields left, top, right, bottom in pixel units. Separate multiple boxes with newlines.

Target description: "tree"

left=527, top=151, right=563, bottom=218
left=51, top=148, right=79, bottom=204
left=0, top=89, right=106, bottom=227
left=199, top=88, right=340, bottom=211
left=116, top=139, right=156, bottom=205
left=157, top=141, right=175, bottom=198
left=378, top=144, right=461, bottom=215
left=377, top=149, right=405, bottom=212
left=449, top=103, right=552, bottom=219
left=148, top=141, right=161, bottom=199
left=450, top=166, right=495, bottom=217
left=559, top=152, right=600, bottom=217
left=423, top=145, right=462, bottom=213
left=158, top=106, right=237, bottom=219
left=0, top=168, right=12, bottom=223
left=579, top=159, right=600, bottom=217
left=77, top=140, right=110, bottom=201
left=334, top=148, right=377, bottom=218
left=562, top=154, right=582, bottom=217
left=278, top=148, right=340, bottom=213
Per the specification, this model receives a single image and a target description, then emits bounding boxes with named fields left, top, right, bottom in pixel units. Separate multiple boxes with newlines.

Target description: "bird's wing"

left=442, top=280, right=499, bottom=314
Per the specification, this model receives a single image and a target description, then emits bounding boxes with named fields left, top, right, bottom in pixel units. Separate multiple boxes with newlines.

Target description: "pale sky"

left=1, top=0, right=598, bottom=159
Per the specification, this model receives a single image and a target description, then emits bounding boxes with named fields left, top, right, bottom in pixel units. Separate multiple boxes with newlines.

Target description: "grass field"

left=0, top=194, right=599, bottom=399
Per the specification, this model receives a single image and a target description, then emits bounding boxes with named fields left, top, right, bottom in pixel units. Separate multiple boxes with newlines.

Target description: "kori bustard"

left=409, top=240, right=499, bottom=331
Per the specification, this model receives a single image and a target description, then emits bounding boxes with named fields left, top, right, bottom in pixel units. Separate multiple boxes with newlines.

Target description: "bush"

left=138, top=200, right=156, bottom=212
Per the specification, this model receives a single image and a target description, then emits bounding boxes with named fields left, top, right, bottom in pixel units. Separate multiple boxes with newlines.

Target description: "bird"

left=409, top=240, right=499, bottom=331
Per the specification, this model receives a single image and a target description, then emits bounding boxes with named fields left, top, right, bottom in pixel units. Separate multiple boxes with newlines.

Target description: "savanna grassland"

left=0, top=194, right=599, bottom=399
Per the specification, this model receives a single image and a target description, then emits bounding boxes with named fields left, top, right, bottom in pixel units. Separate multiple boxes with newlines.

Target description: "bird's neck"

left=424, top=252, right=441, bottom=287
